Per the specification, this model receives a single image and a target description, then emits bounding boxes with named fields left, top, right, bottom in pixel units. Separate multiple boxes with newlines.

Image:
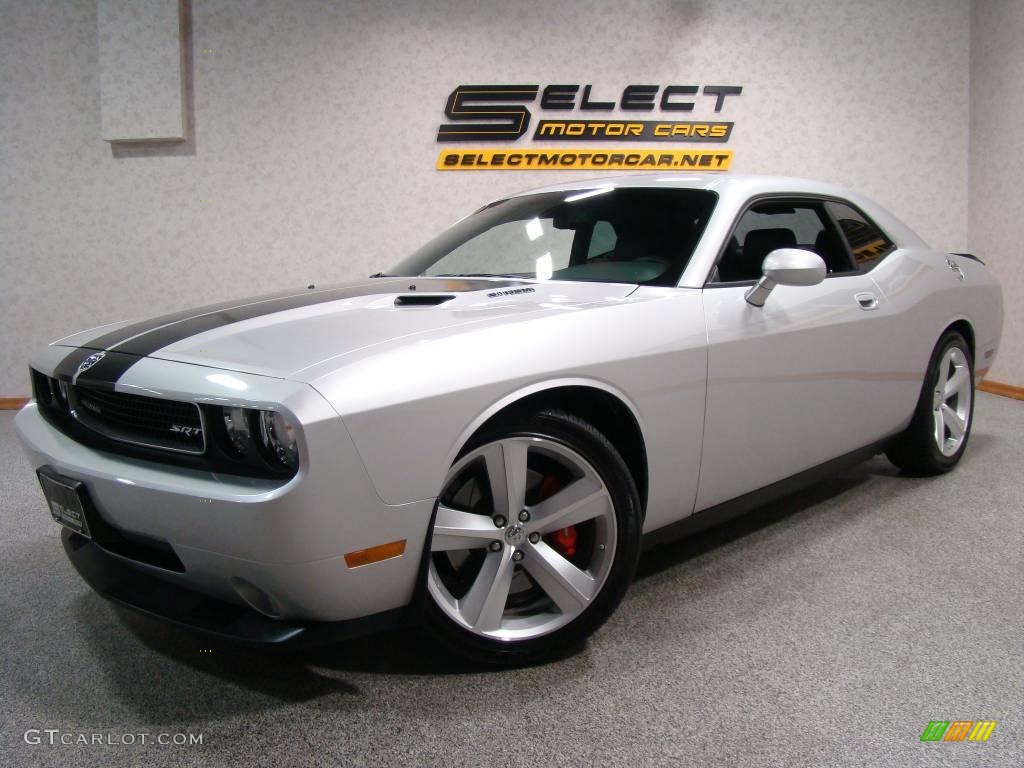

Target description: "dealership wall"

left=0, top=0, right=987, bottom=397
left=970, top=0, right=1024, bottom=386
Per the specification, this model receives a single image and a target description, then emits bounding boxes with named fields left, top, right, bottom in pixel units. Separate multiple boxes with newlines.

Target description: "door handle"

left=855, top=292, right=878, bottom=310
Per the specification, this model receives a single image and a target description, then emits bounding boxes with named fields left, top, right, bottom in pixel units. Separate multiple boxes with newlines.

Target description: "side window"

left=826, top=201, right=896, bottom=271
left=732, top=207, right=824, bottom=247
left=586, top=221, right=617, bottom=260
left=714, top=200, right=852, bottom=283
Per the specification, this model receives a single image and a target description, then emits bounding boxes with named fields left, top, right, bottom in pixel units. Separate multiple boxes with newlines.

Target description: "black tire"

left=423, top=409, right=642, bottom=666
left=886, top=330, right=974, bottom=475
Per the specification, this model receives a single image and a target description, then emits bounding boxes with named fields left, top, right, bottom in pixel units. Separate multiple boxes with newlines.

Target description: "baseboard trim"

left=0, top=397, right=29, bottom=410
left=978, top=379, right=1024, bottom=401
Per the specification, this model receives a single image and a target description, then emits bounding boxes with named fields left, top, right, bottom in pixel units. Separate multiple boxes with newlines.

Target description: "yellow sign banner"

left=437, top=148, right=732, bottom=171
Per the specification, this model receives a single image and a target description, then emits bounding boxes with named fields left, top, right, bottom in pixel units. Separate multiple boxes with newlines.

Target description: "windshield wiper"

left=369, top=272, right=395, bottom=278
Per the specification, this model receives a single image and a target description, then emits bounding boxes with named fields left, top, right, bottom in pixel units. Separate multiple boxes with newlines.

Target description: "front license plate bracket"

left=37, top=467, right=92, bottom=538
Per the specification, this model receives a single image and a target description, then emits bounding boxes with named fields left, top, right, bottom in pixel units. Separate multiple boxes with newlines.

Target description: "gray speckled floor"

left=0, top=395, right=1021, bottom=767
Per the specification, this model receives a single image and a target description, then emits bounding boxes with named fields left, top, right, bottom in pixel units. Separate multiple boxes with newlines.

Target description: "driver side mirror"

left=744, top=248, right=827, bottom=307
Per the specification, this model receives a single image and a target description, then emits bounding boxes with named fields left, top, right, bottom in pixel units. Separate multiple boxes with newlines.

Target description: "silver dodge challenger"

left=16, top=174, right=1003, bottom=665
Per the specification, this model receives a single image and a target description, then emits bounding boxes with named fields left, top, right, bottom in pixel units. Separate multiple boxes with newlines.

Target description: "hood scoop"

left=394, top=294, right=455, bottom=307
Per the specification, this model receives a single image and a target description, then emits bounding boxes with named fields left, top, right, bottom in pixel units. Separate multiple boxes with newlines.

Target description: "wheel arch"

left=943, top=317, right=975, bottom=360
left=448, top=379, right=650, bottom=515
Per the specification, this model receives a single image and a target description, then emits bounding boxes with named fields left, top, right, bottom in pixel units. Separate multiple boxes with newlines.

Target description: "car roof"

left=507, top=173, right=927, bottom=249
left=512, top=173, right=857, bottom=199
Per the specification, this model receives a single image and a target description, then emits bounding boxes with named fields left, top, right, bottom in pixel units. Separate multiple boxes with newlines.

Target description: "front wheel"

left=424, top=410, right=642, bottom=666
left=886, top=330, right=974, bottom=475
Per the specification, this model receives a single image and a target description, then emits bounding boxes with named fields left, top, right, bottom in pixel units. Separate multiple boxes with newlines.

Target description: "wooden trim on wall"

left=978, top=379, right=1024, bottom=401
left=0, top=397, right=29, bottom=410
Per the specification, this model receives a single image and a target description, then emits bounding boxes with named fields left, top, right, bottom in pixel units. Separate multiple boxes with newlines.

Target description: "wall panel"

left=99, top=0, right=185, bottom=141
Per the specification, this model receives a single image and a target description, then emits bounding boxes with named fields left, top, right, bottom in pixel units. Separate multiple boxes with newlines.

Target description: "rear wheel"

left=886, top=330, right=974, bottom=475
left=424, top=410, right=641, bottom=666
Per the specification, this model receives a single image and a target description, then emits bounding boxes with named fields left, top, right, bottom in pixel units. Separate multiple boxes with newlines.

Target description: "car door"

left=695, top=196, right=897, bottom=511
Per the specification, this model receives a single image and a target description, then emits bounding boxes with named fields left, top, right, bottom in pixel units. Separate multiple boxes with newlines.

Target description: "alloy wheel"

left=932, top=346, right=971, bottom=457
left=427, top=436, right=617, bottom=641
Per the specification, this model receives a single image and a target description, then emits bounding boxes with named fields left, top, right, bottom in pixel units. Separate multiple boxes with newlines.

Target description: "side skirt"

left=642, top=441, right=889, bottom=551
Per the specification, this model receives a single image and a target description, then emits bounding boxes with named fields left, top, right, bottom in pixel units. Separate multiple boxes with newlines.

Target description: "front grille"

left=69, top=386, right=205, bottom=455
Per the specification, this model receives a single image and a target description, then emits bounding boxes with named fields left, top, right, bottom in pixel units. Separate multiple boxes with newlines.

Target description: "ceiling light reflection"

left=206, top=373, right=248, bottom=391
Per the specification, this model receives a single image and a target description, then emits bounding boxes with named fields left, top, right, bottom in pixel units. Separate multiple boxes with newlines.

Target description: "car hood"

left=52, top=277, right=639, bottom=381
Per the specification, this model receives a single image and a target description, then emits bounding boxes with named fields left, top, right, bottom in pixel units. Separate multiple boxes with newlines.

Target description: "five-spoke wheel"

left=424, top=411, right=641, bottom=665
left=931, top=345, right=972, bottom=457
left=887, top=329, right=975, bottom=474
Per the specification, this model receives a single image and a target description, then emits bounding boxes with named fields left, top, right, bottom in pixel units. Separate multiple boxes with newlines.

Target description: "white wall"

left=970, top=0, right=1023, bottom=385
left=0, top=0, right=975, bottom=396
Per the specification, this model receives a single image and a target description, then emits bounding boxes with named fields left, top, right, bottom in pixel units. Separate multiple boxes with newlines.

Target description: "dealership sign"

left=435, top=83, right=741, bottom=171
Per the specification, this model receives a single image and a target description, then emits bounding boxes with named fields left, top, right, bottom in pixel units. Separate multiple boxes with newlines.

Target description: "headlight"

left=222, top=406, right=251, bottom=456
left=44, top=375, right=69, bottom=407
left=212, top=405, right=299, bottom=476
left=258, top=410, right=299, bottom=471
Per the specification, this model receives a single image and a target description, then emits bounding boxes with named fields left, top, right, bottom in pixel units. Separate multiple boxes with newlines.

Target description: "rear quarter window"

left=826, top=201, right=896, bottom=271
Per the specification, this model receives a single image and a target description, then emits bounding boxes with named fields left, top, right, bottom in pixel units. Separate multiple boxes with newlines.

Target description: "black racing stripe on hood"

left=53, top=278, right=521, bottom=386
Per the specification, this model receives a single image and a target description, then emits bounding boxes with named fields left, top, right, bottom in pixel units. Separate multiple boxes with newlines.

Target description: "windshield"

left=389, top=187, right=717, bottom=286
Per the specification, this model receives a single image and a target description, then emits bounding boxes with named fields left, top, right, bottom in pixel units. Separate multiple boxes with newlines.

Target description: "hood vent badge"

left=394, top=294, right=455, bottom=307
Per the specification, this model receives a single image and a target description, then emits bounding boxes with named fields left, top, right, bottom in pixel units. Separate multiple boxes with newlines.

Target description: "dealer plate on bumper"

left=37, top=468, right=91, bottom=538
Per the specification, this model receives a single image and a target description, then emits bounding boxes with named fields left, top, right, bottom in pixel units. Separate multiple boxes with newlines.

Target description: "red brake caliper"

left=547, top=526, right=577, bottom=558
left=538, top=475, right=577, bottom=558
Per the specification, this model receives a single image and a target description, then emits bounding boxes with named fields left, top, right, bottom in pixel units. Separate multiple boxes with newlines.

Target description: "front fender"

left=314, top=288, right=708, bottom=535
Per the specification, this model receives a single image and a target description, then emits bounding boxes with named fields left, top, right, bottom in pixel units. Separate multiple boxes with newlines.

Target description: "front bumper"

left=16, top=375, right=436, bottom=625
left=61, top=529, right=404, bottom=645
